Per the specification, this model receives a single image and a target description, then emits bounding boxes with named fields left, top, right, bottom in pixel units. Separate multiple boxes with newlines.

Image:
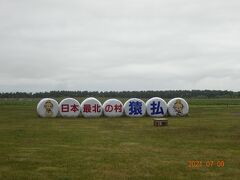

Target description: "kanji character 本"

left=62, top=104, right=69, bottom=112
left=92, top=104, right=101, bottom=113
left=70, top=104, right=79, bottom=112
left=114, top=104, right=123, bottom=112
left=150, top=101, right=164, bottom=115
left=83, top=104, right=91, bottom=113
left=105, top=105, right=113, bottom=112
left=129, top=101, right=142, bottom=115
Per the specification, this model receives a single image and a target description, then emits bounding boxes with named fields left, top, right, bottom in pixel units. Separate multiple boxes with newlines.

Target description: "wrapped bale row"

left=37, top=97, right=189, bottom=118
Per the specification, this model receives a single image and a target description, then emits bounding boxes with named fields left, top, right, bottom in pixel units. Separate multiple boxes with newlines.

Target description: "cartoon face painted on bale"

left=44, top=100, right=54, bottom=116
left=173, top=99, right=184, bottom=116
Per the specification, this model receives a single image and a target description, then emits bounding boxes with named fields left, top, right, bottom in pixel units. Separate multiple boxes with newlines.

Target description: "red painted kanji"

left=62, top=104, right=69, bottom=112
left=114, top=104, right=123, bottom=112
left=105, top=105, right=113, bottom=112
left=70, top=104, right=79, bottom=112
left=83, top=104, right=91, bottom=113
left=92, top=104, right=101, bottom=113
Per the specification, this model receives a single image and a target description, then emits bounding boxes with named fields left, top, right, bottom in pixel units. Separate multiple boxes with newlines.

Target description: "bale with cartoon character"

left=167, top=98, right=189, bottom=116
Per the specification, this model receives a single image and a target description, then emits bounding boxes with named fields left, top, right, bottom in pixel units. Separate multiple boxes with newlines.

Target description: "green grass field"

left=0, top=98, right=239, bottom=180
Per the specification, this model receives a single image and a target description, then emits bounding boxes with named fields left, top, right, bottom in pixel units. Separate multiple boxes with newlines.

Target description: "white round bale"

left=81, top=97, right=102, bottom=118
left=167, top=98, right=189, bottom=116
left=102, top=99, right=124, bottom=117
left=146, top=97, right=168, bottom=117
left=59, top=98, right=81, bottom=118
left=37, top=98, right=59, bottom=118
left=124, top=98, right=146, bottom=117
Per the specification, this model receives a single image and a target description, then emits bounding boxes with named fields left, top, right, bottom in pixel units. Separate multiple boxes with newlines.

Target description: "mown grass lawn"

left=0, top=99, right=239, bottom=179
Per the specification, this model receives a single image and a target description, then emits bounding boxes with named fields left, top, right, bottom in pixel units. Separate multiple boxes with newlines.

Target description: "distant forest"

left=0, top=90, right=239, bottom=99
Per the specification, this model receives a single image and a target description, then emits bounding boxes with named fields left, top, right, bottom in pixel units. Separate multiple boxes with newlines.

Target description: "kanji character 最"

left=83, top=104, right=91, bottom=113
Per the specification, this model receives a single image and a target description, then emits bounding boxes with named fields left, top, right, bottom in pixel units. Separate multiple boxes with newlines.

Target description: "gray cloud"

left=0, top=0, right=240, bottom=92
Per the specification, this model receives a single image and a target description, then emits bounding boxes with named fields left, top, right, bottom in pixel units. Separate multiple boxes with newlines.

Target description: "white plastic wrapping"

left=81, top=97, right=102, bottom=118
left=146, top=97, right=168, bottom=117
left=167, top=98, right=189, bottom=116
left=37, top=98, right=59, bottom=118
left=124, top=98, right=146, bottom=117
left=59, top=98, right=81, bottom=117
left=102, top=99, right=124, bottom=117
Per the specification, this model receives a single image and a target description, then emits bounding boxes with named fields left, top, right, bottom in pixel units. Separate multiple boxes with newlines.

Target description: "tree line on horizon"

left=0, top=90, right=239, bottom=99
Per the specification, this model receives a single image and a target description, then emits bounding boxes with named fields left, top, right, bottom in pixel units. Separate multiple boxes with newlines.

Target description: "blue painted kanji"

left=129, top=101, right=142, bottom=115
left=150, top=101, right=164, bottom=115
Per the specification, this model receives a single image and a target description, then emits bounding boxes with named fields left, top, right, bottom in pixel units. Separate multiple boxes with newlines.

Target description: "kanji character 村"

left=83, top=104, right=91, bottom=113
left=114, top=104, right=123, bottom=112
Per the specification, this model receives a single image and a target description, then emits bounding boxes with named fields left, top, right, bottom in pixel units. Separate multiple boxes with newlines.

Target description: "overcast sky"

left=0, top=0, right=240, bottom=92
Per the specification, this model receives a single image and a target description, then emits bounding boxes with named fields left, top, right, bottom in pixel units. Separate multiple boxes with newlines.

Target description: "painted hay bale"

left=37, top=98, right=59, bottom=118
left=102, top=99, right=124, bottom=117
left=81, top=97, right=102, bottom=118
left=167, top=98, right=189, bottom=116
left=146, top=97, right=168, bottom=117
left=59, top=98, right=81, bottom=118
left=124, top=98, right=146, bottom=117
